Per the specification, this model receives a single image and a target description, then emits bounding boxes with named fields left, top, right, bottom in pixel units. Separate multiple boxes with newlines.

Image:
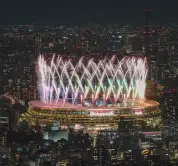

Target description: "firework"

left=37, top=55, right=148, bottom=105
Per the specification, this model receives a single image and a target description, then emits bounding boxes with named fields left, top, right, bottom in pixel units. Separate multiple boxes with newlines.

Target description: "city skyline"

left=0, top=0, right=177, bottom=25
left=0, top=3, right=177, bottom=164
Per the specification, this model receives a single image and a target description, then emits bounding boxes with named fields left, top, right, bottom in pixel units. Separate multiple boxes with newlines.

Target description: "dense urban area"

left=0, top=9, right=178, bottom=165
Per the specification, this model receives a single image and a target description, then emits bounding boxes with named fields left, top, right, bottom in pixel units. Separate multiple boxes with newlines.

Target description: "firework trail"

left=37, top=55, right=148, bottom=105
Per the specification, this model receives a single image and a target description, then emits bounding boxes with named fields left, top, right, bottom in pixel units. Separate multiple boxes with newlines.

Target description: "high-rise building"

left=0, top=131, right=7, bottom=147
left=0, top=102, right=10, bottom=131
left=167, top=24, right=178, bottom=79
left=160, top=88, right=178, bottom=138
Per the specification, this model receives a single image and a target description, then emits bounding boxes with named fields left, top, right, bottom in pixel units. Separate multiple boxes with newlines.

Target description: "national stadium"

left=20, top=55, right=160, bottom=130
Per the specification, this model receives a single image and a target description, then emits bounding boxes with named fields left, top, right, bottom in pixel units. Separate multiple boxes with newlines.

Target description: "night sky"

left=0, top=0, right=177, bottom=25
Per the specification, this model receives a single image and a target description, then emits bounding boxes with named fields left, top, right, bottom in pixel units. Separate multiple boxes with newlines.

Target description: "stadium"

left=21, top=55, right=160, bottom=130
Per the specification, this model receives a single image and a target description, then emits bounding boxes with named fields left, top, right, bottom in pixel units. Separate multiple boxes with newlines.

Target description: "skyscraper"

left=160, top=88, right=178, bottom=138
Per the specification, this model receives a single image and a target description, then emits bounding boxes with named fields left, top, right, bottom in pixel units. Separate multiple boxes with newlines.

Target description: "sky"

left=0, top=0, right=177, bottom=25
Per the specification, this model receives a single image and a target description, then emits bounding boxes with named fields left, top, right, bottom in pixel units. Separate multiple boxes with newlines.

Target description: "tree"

left=12, top=103, right=26, bottom=114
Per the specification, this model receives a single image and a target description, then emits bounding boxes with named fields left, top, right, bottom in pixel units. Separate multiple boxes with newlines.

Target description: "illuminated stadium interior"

left=20, top=55, right=161, bottom=130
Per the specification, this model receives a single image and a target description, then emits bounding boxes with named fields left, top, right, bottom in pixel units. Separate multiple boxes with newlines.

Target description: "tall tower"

left=144, top=9, right=152, bottom=79
left=144, top=9, right=151, bottom=58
